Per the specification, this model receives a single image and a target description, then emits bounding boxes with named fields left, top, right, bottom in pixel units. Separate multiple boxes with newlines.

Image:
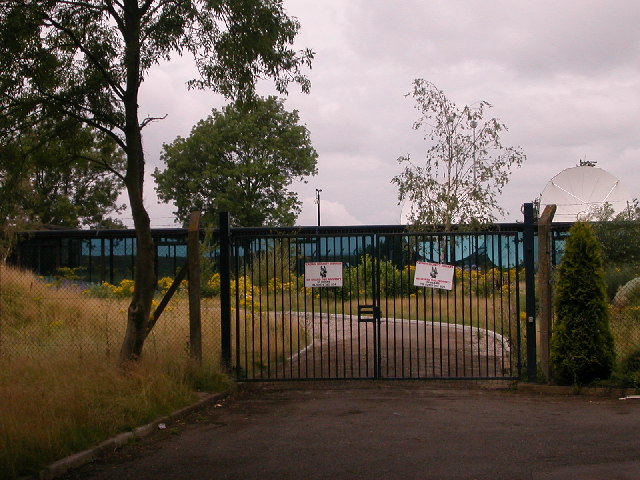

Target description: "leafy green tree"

left=392, top=79, right=525, bottom=230
left=0, top=119, right=126, bottom=229
left=0, top=0, right=313, bottom=362
left=591, top=199, right=640, bottom=265
left=551, top=222, right=615, bottom=385
left=154, top=96, right=318, bottom=227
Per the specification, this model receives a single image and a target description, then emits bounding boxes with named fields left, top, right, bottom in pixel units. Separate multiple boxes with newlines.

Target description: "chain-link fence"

left=0, top=229, right=222, bottom=367
left=2, top=221, right=640, bottom=385
left=594, top=219, right=640, bottom=384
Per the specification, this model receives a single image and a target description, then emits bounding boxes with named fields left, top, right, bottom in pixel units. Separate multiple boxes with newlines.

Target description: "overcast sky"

left=129, top=0, right=640, bottom=228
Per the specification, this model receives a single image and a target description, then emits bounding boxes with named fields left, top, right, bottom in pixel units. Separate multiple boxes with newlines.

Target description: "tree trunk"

left=118, top=2, right=156, bottom=363
left=118, top=128, right=156, bottom=361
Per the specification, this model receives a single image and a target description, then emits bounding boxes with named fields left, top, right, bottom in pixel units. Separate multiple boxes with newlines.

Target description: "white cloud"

left=296, top=197, right=362, bottom=226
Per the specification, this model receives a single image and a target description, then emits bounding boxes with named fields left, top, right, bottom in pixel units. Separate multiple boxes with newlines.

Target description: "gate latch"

left=358, top=304, right=381, bottom=323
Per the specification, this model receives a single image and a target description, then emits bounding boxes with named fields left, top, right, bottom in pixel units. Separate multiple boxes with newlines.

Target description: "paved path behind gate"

left=61, top=383, right=640, bottom=480
left=274, top=314, right=512, bottom=379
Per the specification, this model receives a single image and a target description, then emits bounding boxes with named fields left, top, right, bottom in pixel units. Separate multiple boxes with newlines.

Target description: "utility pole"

left=315, top=188, right=322, bottom=226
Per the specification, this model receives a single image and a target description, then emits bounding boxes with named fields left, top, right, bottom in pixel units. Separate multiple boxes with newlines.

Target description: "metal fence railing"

left=3, top=218, right=640, bottom=386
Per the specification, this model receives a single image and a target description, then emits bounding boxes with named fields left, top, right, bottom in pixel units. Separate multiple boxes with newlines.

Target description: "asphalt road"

left=60, top=382, right=640, bottom=480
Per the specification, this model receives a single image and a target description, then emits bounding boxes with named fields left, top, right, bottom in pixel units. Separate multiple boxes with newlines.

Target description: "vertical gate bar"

left=243, top=242, right=251, bottom=379
left=497, top=235, right=504, bottom=377
left=219, top=212, right=232, bottom=372
left=448, top=235, right=452, bottom=377
left=294, top=237, right=301, bottom=379
left=271, top=237, right=277, bottom=379
left=372, top=234, right=378, bottom=379
left=354, top=236, right=360, bottom=377
left=463, top=233, right=470, bottom=376
left=279, top=238, right=285, bottom=379
left=489, top=233, right=497, bottom=376
left=285, top=238, right=291, bottom=378
left=322, top=236, right=328, bottom=378
left=301, top=237, right=309, bottom=379
left=356, top=235, right=363, bottom=377
left=339, top=236, right=345, bottom=378
left=485, top=233, right=491, bottom=376
left=319, top=236, right=324, bottom=378
left=498, top=233, right=505, bottom=376
left=347, top=236, right=354, bottom=377
left=515, top=232, right=522, bottom=378
left=444, top=233, right=456, bottom=377
left=256, top=239, right=264, bottom=379
left=382, top=235, right=388, bottom=377
left=505, top=234, right=513, bottom=377
left=471, top=233, right=477, bottom=376
left=408, top=234, right=413, bottom=377
left=331, top=235, right=344, bottom=377
left=362, top=235, right=369, bottom=377
left=310, top=234, right=320, bottom=378
left=236, top=242, right=244, bottom=378
left=400, top=236, right=404, bottom=376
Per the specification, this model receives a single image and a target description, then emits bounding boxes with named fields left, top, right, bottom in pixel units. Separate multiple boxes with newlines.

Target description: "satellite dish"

left=539, top=166, right=631, bottom=222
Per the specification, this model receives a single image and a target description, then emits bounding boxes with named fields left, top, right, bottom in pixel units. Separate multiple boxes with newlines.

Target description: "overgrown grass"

left=0, top=265, right=230, bottom=479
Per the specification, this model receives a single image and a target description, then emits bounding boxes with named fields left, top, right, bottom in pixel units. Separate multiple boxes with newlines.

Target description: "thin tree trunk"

left=118, top=1, right=156, bottom=363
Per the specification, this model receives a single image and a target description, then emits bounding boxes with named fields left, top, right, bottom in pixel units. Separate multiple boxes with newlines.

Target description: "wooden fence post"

left=523, top=203, right=537, bottom=382
left=188, top=211, right=202, bottom=365
left=538, top=204, right=556, bottom=382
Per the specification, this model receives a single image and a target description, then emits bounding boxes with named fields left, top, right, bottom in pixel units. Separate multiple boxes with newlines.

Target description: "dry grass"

left=249, top=287, right=520, bottom=336
left=234, top=309, right=310, bottom=378
left=0, top=265, right=229, bottom=479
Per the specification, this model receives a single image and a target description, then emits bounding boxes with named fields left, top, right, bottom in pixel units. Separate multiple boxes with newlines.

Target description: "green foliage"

left=0, top=120, right=126, bottom=229
left=0, top=0, right=313, bottom=360
left=335, top=255, right=421, bottom=299
left=603, top=264, right=640, bottom=302
left=392, top=79, right=525, bottom=230
left=154, top=96, right=318, bottom=227
left=591, top=199, right=640, bottom=265
left=551, top=222, right=615, bottom=385
left=618, top=348, right=640, bottom=388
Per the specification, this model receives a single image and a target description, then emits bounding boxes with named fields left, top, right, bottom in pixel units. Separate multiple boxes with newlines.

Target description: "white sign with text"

left=304, top=262, right=343, bottom=288
left=413, top=261, right=454, bottom=290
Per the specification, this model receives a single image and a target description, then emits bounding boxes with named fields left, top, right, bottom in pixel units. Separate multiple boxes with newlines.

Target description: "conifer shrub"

left=550, top=222, right=615, bottom=385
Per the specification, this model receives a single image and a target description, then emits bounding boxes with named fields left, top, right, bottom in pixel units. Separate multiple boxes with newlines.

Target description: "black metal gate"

left=224, top=224, right=524, bottom=381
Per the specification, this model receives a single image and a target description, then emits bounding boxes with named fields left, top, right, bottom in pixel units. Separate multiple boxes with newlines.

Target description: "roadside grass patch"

left=0, top=265, right=229, bottom=479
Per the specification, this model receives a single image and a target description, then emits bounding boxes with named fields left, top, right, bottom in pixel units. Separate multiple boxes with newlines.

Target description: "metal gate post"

left=523, top=203, right=537, bottom=382
left=219, top=212, right=232, bottom=370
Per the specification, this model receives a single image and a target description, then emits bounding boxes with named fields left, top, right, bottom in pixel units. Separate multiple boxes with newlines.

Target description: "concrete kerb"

left=35, top=392, right=228, bottom=480
left=515, top=382, right=640, bottom=398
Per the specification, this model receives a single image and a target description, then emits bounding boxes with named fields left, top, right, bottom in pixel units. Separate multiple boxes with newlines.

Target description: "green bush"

left=618, top=348, right=640, bottom=388
left=550, top=222, right=615, bottom=385
left=603, top=264, right=640, bottom=303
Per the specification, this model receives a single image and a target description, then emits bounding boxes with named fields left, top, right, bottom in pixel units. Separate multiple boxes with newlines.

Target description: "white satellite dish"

left=539, top=166, right=631, bottom=222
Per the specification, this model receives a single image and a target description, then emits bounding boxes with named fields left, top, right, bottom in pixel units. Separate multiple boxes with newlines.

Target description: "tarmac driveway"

left=60, top=382, right=640, bottom=480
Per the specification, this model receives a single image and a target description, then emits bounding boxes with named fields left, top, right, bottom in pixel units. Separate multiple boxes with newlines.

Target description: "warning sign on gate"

left=304, top=262, right=343, bottom=288
left=413, top=261, right=454, bottom=290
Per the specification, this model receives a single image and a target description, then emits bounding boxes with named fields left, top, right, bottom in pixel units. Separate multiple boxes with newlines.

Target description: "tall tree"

left=392, top=79, right=525, bottom=230
left=0, top=0, right=313, bottom=362
left=0, top=119, right=126, bottom=229
left=591, top=198, right=640, bottom=265
left=154, top=96, right=318, bottom=227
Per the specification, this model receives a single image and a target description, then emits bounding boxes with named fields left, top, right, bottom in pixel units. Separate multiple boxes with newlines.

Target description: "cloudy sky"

left=130, top=0, right=640, bottom=228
